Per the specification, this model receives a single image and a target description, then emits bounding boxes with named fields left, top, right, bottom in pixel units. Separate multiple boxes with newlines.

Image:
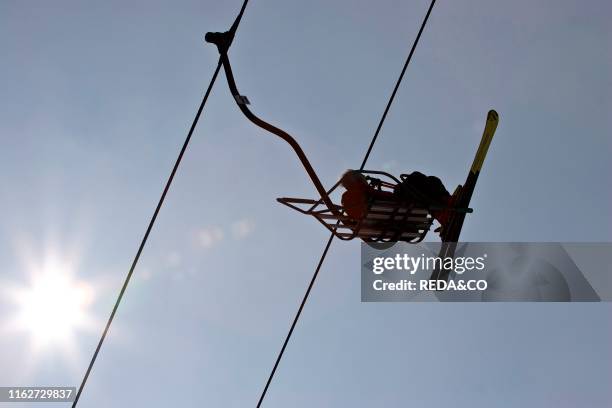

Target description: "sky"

left=0, top=0, right=611, bottom=407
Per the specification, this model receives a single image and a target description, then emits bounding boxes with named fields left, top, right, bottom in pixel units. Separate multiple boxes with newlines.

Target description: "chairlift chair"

left=205, top=30, right=499, bottom=245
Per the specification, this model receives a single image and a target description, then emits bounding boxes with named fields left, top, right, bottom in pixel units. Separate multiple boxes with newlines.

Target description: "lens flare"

left=6, top=254, right=95, bottom=353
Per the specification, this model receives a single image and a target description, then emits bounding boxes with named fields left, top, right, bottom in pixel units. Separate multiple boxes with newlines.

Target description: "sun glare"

left=7, top=256, right=95, bottom=353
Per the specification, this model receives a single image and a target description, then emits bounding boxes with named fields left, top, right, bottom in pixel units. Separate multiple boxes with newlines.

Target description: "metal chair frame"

left=278, top=170, right=472, bottom=243
left=205, top=30, right=475, bottom=244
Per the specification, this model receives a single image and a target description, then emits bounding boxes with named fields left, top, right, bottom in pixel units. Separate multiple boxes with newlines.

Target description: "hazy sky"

left=1, top=0, right=611, bottom=407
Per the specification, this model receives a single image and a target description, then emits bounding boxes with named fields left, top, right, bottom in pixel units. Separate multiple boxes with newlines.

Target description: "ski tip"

left=469, top=109, right=499, bottom=174
left=487, top=109, right=499, bottom=122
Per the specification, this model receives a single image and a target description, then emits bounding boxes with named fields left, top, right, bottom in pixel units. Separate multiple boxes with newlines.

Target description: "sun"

left=6, top=255, right=95, bottom=353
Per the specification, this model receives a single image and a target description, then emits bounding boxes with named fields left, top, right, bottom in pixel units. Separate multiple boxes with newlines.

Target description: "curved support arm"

left=206, top=31, right=340, bottom=216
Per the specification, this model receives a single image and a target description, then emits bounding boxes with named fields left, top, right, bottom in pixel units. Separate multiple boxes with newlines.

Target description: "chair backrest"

left=351, top=198, right=432, bottom=242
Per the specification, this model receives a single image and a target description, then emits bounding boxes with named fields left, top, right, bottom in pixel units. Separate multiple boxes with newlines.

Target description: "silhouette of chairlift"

left=278, top=171, right=445, bottom=243
left=206, top=30, right=498, bottom=244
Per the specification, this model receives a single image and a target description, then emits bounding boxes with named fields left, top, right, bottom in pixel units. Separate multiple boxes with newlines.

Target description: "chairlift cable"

left=360, top=0, right=436, bottom=170
left=71, top=0, right=251, bottom=405
left=254, top=1, right=437, bottom=406
left=256, top=232, right=334, bottom=408
left=72, top=59, right=222, bottom=408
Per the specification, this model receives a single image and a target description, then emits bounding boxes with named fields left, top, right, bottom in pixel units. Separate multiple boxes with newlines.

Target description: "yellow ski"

left=432, top=110, right=499, bottom=281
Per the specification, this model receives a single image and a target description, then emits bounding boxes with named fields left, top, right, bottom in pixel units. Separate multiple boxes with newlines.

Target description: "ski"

left=431, top=110, right=499, bottom=281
